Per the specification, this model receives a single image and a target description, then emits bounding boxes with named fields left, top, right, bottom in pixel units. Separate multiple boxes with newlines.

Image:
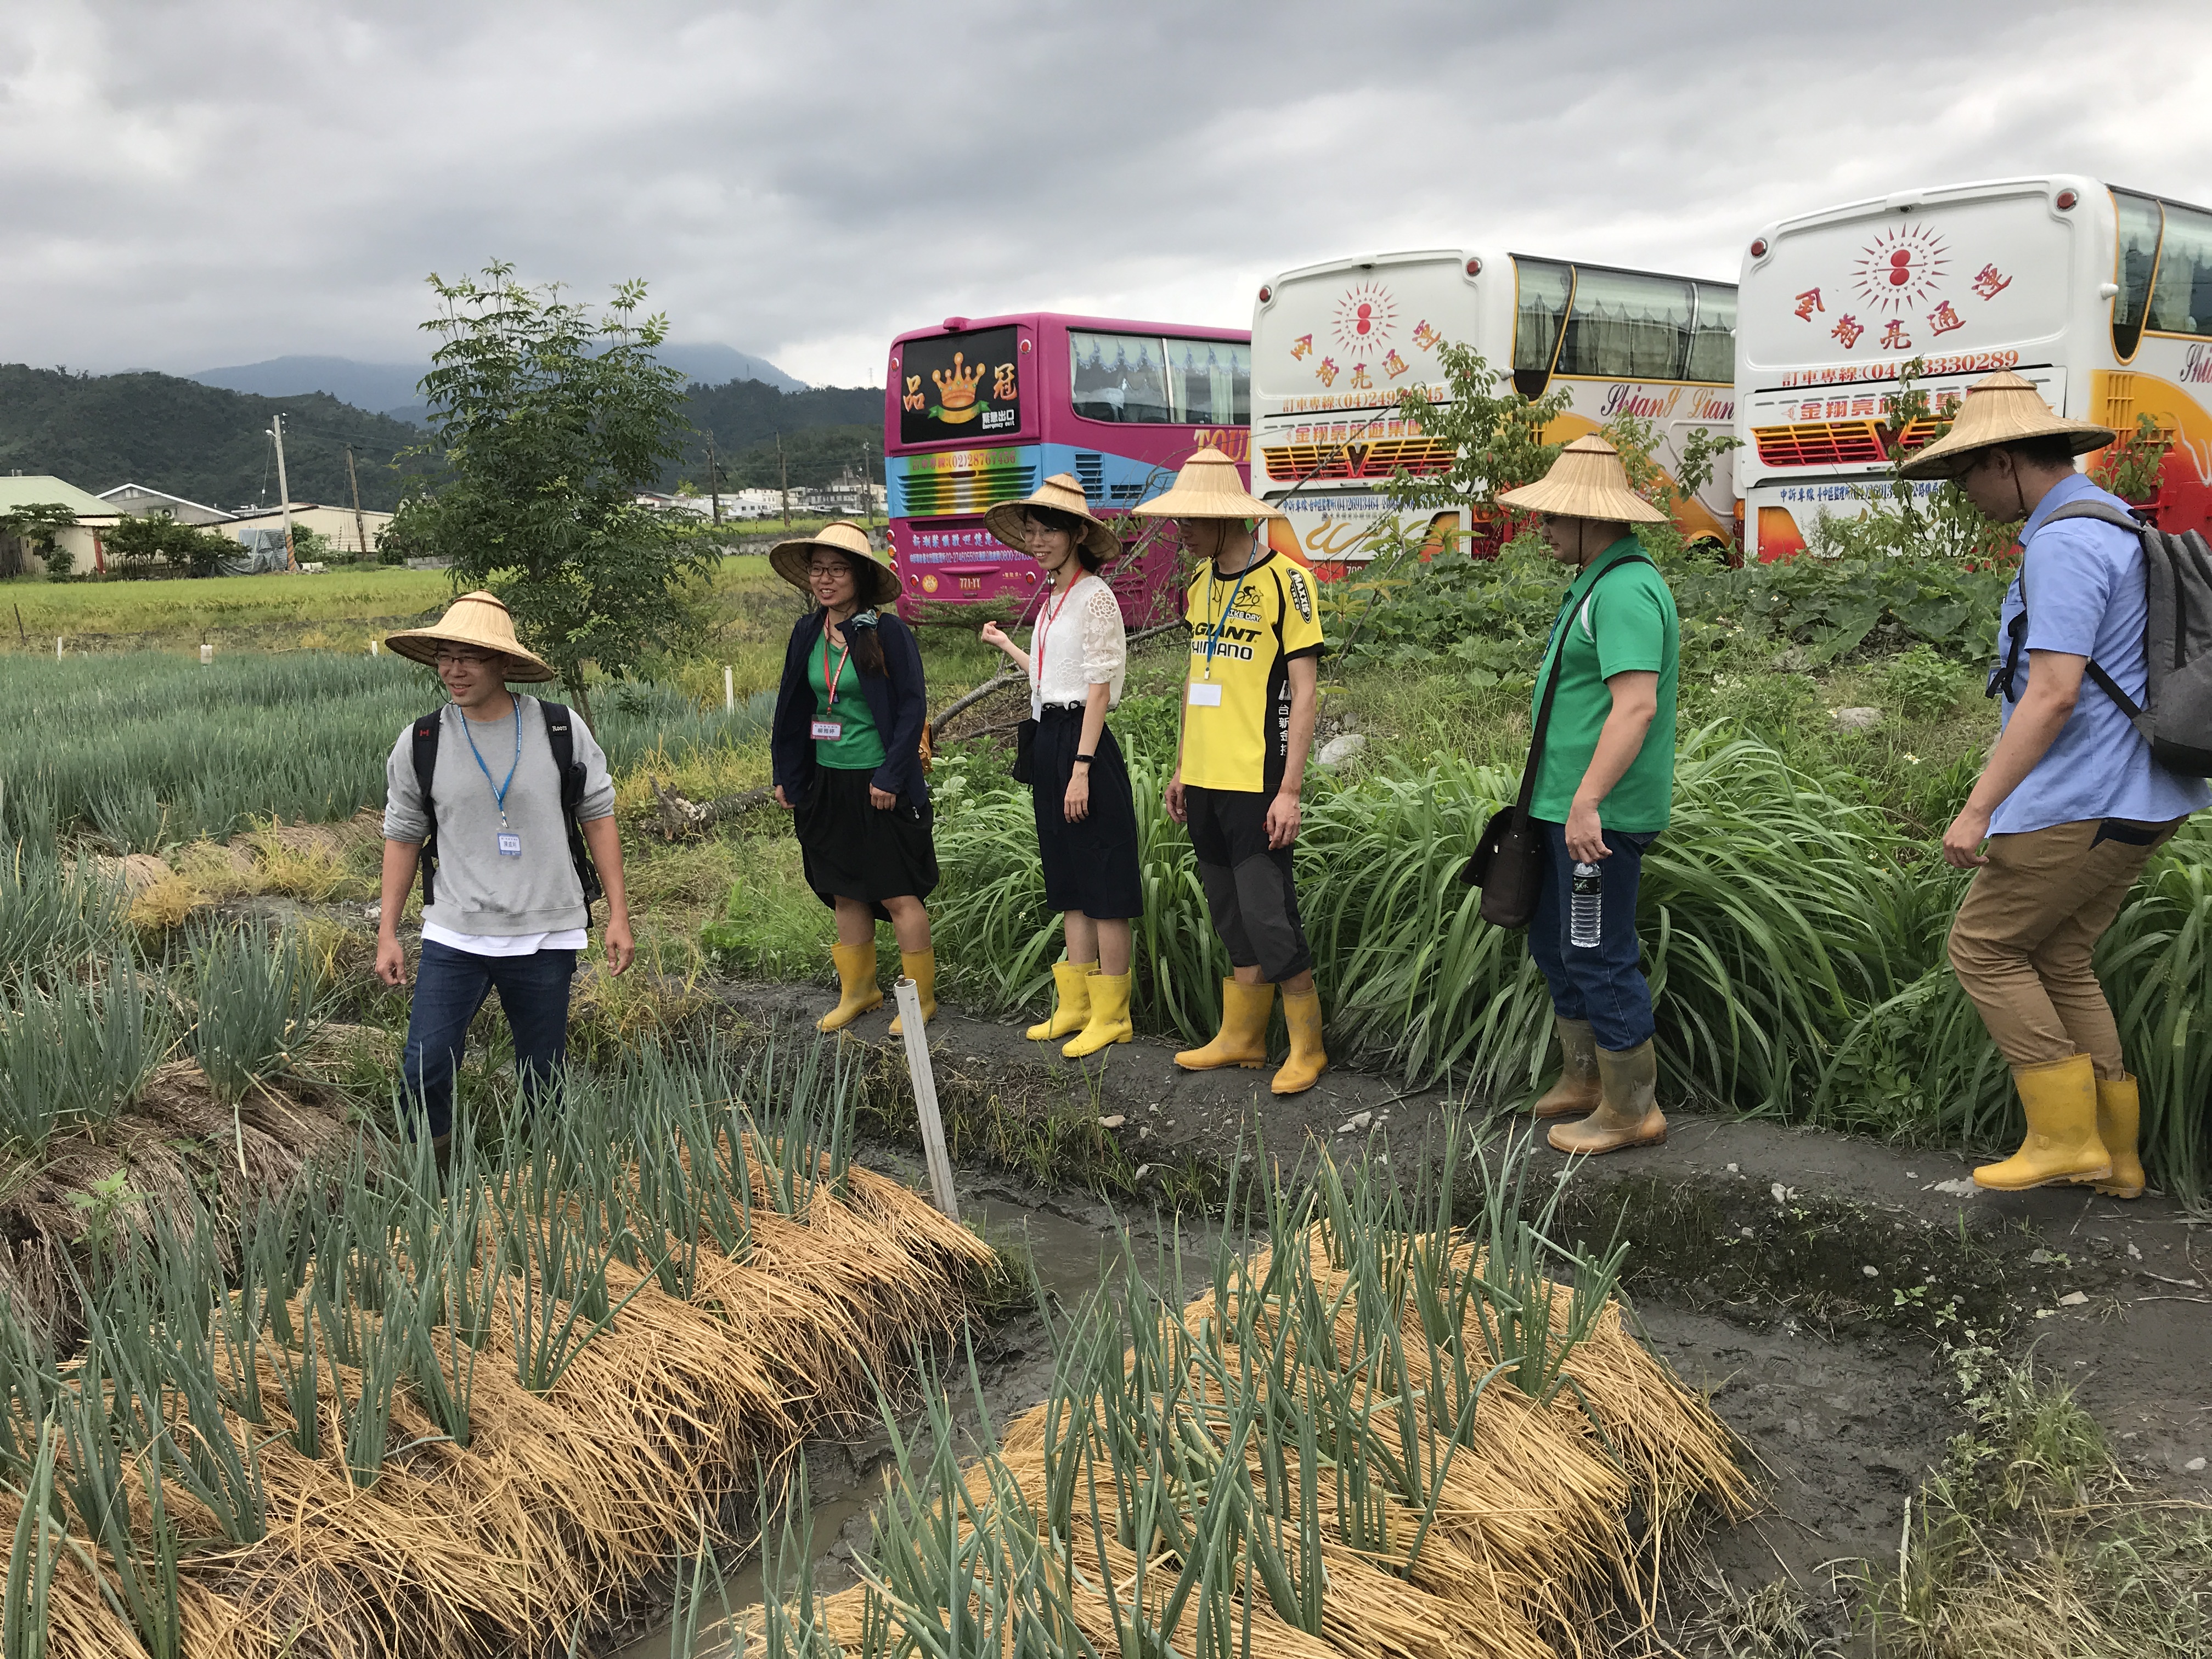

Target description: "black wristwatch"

left=1073, top=753, right=1094, bottom=766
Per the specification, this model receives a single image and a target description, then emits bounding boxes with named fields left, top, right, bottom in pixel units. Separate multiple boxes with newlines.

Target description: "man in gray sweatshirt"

left=376, top=592, right=633, bottom=1140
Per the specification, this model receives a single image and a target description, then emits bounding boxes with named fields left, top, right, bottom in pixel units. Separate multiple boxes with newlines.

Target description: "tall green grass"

left=930, top=727, right=2212, bottom=1205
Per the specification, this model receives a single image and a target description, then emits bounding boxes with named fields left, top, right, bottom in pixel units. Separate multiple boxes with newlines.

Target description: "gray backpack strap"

left=1999, top=500, right=2148, bottom=723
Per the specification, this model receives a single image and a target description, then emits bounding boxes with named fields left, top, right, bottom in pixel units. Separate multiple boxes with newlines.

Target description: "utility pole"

left=707, top=430, right=722, bottom=524
left=268, top=415, right=297, bottom=569
left=860, top=440, right=873, bottom=525
left=345, top=444, right=370, bottom=557
left=777, top=430, right=789, bottom=526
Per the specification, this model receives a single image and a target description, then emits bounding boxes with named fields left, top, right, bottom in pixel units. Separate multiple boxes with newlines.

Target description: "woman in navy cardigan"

left=768, top=522, right=939, bottom=1034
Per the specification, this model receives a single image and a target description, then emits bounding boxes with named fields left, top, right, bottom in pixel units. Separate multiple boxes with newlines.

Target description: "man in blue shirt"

left=1903, top=372, right=2209, bottom=1196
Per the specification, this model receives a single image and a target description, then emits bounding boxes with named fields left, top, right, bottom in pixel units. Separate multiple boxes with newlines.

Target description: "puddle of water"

left=604, top=1195, right=1127, bottom=1659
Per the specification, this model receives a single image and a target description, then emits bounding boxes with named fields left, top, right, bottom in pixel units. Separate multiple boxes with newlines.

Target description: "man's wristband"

left=1073, top=754, right=1094, bottom=765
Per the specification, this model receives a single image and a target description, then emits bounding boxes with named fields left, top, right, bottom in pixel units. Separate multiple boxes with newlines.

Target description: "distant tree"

left=102, top=514, right=239, bottom=580
left=407, top=261, right=707, bottom=720
left=0, top=502, right=77, bottom=577
left=288, top=522, right=335, bottom=563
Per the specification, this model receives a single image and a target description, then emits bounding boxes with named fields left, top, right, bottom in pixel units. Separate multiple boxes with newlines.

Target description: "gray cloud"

left=4, top=0, right=2207, bottom=386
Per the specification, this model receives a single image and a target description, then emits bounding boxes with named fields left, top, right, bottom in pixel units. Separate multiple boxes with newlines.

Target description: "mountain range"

left=190, top=342, right=810, bottom=424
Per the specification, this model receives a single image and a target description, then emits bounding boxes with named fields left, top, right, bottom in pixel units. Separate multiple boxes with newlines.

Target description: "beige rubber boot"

left=1976, top=1052, right=2109, bottom=1190
left=1532, top=1017, right=1601, bottom=1120
left=1026, top=961, right=1094, bottom=1041
left=817, top=941, right=883, bottom=1032
left=1548, top=1039, right=1667, bottom=1156
left=1173, top=979, right=1274, bottom=1071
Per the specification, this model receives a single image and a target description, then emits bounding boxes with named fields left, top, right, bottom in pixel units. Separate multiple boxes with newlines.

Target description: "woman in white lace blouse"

left=980, top=476, right=1143, bottom=1058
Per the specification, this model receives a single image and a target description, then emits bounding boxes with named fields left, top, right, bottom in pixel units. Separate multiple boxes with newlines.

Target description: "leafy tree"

left=0, top=502, right=77, bottom=577
left=408, top=262, right=709, bottom=720
left=288, top=522, right=335, bottom=563
left=1378, top=341, right=1572, bottom=528
left=102, top=514, right=238, bottom=579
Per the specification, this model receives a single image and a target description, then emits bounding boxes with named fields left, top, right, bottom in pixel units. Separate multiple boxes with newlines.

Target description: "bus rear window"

left=1073, top=332, right=1248, bottom=424
left=899, top=326, right=1021, bottom=445
left=1558, top=269, right=1695, bottom=380
left=1514, top=260, right=1572, bottom=374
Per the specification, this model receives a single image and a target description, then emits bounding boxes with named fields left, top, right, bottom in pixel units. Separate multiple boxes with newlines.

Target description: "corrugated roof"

left=0, top=476, right=122, bottom=517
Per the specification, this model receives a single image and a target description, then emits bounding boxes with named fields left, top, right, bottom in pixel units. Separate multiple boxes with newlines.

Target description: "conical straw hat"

left=983, top=473, right=1121, bottom=564
left=1130, top=446, right=1286, bottom=521
left=1897, top=370, right=2115, bottom=479
left=769, top=520, right=901, bottom=608
left=1494, top=436, right=1668, bottom=523
left=385, top=590, right=557, bottom=681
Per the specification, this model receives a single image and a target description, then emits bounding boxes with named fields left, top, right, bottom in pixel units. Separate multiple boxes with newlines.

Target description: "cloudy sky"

left=6, top=0, right=2210, bottom=389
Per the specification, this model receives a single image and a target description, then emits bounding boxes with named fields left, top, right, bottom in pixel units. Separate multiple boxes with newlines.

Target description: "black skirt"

left=1032, top=709, right=1143, bottom=921
left=794, top=765, right=939, bottom=919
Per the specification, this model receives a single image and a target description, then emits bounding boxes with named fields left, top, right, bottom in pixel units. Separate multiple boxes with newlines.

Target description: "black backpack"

left=1992, top=500, right=2212, bottom=777
left=410, top=698, right=605, bottom=909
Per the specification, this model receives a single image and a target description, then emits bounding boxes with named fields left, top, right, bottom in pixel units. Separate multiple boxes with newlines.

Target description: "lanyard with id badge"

left=813, top=627, right=853, bottom=741
left=462, top=707, right=525, bottom=857
left=1187, top=567, right=1247, bottom=709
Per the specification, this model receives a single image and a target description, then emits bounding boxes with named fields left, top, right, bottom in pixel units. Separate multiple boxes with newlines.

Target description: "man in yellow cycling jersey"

left=1136, top=447, right=1328, bottom=1096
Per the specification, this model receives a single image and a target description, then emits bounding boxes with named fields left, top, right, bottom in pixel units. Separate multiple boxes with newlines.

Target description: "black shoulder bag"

left=1460, top=553, right=1655, bottom=929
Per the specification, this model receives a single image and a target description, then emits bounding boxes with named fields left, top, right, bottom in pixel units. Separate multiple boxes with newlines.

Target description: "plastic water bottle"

left=1569, top=861, right=1602, bottom=949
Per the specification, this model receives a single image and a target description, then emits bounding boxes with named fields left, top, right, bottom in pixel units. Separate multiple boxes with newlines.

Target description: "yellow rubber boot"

left=1532, top=1016, right=1601, bottom=1120
left=817, top=942, right=883, bottom=1033
left=1063, top=970, right=1134, bottom=1059
left=1549, top=1040, right=1667, bottom=1155
left=888, top=949, right=937, bottom=1037
left=1026, top=961, right=1094, bottom=1041
left=1974, top=1052, right=2109, bottom=1190
left=2078, top=1073, right=2145, bottom=1199
left=1271, top=988, right=1329, bottom=1096
left=1174, top=979, right=1274, bottom=1071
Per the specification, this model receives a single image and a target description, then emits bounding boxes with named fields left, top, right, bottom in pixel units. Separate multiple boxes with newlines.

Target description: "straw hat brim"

left=1492, top=475, right=1669, bottom=523
left=769, top=533, right=901, bottom=608
left=385, top=598, right=558, bottom=682
left=1897, top=416, right=2116, bottom=479
left=982, top=497, right=1120, bottom=565
left=1127, top=479, right=1287, bottom=522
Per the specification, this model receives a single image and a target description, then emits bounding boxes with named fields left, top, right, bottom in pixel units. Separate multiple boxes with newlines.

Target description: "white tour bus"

left=1247, top=249, right=1739, bottom=578
left=1736, top=174, right=2212, bottom=561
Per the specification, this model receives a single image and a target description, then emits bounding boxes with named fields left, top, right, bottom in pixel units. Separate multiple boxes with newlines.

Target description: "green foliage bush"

left=103, top=514, right=240, bottom=580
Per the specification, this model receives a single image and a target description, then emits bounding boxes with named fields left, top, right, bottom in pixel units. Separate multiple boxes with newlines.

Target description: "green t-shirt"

left=1528, top=539, right=1678, bottom=831
left=810, top=630, right=887, bottom=771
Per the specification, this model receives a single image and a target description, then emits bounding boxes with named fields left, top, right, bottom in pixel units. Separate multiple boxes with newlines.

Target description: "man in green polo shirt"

left=1495, top=436, right=1679, bottom=1155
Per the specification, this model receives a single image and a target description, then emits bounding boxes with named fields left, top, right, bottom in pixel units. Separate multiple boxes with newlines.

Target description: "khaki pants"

left=1946, top=815, right=2183, bottom=1078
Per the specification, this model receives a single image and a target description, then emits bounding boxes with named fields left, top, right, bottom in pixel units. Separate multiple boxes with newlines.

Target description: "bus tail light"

left=1464, top=257, right=1482, bottom=276
left=2056, top=189, right=2078, bottom=210
left=1749, top=238, right=1769, bottom=258
left=1257, top=284, right=1273, bottom=303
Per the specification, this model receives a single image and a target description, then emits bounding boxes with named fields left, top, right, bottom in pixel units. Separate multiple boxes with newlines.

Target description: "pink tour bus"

left=884, top=312, right=1251, bottom=624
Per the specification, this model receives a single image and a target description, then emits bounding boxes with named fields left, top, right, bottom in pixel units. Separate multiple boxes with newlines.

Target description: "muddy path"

left=693, top=978, right=2212, bottom=1637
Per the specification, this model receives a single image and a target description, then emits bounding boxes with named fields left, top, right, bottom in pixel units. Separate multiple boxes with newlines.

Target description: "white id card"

left=1187, top=682, right=1223, bottom=707
left=496, top=832, right=522, bottom=857
left=810, top=719, right=843, bottom=740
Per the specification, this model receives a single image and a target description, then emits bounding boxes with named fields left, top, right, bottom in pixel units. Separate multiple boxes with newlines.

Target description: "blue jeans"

left=1525, top=820, right=1657, bottom=1052
left=400, top=939, right=577, bottom=1139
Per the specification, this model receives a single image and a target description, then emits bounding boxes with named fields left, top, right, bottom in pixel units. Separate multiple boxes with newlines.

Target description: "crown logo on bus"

left=932, top=353, right=986, bottom=412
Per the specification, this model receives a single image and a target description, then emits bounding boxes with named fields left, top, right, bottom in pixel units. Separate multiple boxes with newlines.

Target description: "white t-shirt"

left=422, top=923, right=589, bottom=957
left=1028, top=573, right=1127, bottom=718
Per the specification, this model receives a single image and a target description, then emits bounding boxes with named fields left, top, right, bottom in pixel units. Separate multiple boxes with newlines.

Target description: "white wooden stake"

left=200, top=643, right=212, bottom=664
left=723, top=664, right=734, bottom=714
left=891, top=978, right=957, bottom=1218
left=55, top=637, right=63, bottom=660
